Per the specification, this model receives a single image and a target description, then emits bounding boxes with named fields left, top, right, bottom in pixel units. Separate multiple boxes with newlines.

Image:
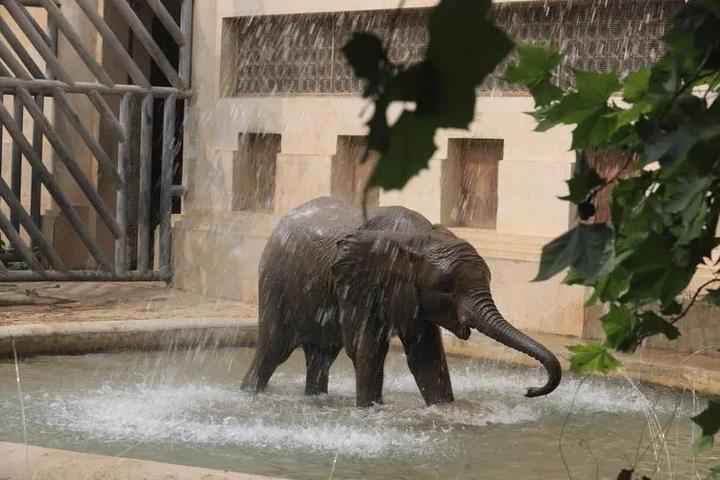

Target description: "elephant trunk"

left=463, top=287, right=562, bottom=397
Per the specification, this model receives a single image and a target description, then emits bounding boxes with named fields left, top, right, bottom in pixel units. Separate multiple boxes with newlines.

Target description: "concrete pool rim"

left=1, top=317, right=720, bottom=397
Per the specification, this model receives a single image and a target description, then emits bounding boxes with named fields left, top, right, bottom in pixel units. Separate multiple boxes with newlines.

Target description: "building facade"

left=174, top=0, right=710, bottom=345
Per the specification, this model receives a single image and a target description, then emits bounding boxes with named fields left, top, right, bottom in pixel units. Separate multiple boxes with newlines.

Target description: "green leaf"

left=368, top=112, right=437, bottom=190
left=638, top=116, right=720, bottom=168
left=602, top=305, right=638, bottom=351
left=559, top=168, right=604, bottom=203
left=504, top=44, right=562, bottom=84
left=692, top=401, right=720, bottom=454
left=595, top=267, right=632, bottom=303
left=534, top=224, right=613, bottom=282
left=623, top=68, right=652, bottom=102
left=427, top=0, right=512, bottom=83
left=341, top=33, right=388, bottom=96
left=637, top=311, right=680, bottom=341
left=567, top=342, right=621, bottom=374
left=571, top=110, right=618, bottom=149
left=503, top=44, right=563, bottom=107
left=426, top=0, right=513, bottom=127
left=661, top=300, right=683, bottom=315
left=529, top=80, right=565, bottom=107
left=575, top=70, right=621, bottom=103
left=611, top=102, right=653, bottom=129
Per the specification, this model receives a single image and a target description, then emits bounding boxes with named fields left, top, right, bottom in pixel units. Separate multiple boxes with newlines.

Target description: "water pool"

left=0, top=347, right=717, bottom=479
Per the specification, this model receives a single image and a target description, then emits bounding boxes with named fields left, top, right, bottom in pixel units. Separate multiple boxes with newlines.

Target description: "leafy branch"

left=505, top=1, right=720, bottom=472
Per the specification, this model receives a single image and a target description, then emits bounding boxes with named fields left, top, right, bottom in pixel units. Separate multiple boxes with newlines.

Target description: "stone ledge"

left=0, top=441, right=287, bottom=480
left=0, top=318, right=257, bottom=359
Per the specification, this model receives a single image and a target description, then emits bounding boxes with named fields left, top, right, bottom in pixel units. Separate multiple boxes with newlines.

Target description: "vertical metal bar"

left=137, top=94, right=153, bottom=273
left=160, top=94, right=176, bottom=279
left=179, top=0, right=193, bottom=85
left=10, top=97, right=23, bottom=231
left=115, top=94, right=131, bottom=274
left=30, top=93, right=43, bottom=229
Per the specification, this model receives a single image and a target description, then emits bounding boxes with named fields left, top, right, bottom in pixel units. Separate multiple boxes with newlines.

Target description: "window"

left=587, top=150, right=634, bottom=224
left=441, top=138, right=503, bottom=229
left=232, top=133, right=280, bottom=212
left=567, top=150, right=635, bottom=226
left=331, top=136, right=379, bottom=209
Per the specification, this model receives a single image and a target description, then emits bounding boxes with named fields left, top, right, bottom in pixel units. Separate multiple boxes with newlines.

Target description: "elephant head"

left=331, top=227, right=562, bottom=398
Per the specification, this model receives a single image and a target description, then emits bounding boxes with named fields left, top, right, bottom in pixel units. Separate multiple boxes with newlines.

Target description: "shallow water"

left=0, top=347, right=717, bottom=479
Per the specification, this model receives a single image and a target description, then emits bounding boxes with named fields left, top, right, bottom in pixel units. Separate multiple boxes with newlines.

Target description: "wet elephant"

left=241, top=197, right=562, bottom=407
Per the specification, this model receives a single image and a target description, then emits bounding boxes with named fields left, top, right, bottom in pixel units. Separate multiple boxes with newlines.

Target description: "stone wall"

left=175, top=0, right=685, bottom=340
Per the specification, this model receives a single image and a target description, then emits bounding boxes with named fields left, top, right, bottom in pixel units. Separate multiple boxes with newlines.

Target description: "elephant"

left=241, top=196, right=562, bottom=407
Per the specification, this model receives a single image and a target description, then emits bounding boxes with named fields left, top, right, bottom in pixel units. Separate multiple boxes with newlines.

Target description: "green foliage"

left=342, top=0, right=512, bottom=191
left=706, top=466, right=720, bottom=480
left=566, top=342, right=620, bottom=374
left=693, top=401, right=720, bottom=453
left=534, top=224, right=612, bottom=282
left=507, top=0, right=720, bottom=376
left=503, top=44, right=563, bottom=107
left=505, top=4, right=720, bottom=469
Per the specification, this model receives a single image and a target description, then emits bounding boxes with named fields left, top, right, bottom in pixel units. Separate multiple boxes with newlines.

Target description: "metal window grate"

left=228, top=0, right=678, bottom=96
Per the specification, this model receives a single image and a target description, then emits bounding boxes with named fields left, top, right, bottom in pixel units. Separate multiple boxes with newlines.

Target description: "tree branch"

left=670, top=277, right=720, bottom=325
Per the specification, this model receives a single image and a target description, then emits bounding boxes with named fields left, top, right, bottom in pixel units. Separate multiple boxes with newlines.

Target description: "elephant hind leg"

left=303, top=344, right=342, bottom=395
left=241, top=332, right=297, bottom=393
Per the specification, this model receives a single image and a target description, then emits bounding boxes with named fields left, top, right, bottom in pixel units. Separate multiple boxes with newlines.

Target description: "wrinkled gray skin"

left=241, top=197, right=561, bottom=407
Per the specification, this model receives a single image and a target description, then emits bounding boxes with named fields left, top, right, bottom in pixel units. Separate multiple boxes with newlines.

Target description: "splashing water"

left=0, top=347, right=716, bottom=480
left=11, top=340, right=29, bottom=480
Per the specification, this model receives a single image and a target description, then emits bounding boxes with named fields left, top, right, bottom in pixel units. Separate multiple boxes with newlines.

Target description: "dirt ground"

left=0, top=282, right=257, bottom=326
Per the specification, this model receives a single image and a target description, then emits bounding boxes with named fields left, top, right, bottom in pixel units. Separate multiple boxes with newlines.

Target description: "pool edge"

left=2, top=317, right=720, bottom=397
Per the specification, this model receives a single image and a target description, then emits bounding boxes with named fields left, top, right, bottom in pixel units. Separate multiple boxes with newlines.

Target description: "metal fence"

left=0, top=0, right=193, bottom=281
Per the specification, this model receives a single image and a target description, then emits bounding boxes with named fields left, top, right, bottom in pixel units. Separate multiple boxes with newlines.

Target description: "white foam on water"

left=39, top=384, right=436, bottom=457
left=34, top=376, right=552, bottom=458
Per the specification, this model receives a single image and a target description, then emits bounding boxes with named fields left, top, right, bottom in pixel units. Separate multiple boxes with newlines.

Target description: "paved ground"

left=0, top=442, right=286, bottom=480
left=0, top=282, right=256, bottom=326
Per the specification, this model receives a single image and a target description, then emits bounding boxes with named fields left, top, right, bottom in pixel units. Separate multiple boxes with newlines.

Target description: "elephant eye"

left=435, top=277, right=455, bottom=294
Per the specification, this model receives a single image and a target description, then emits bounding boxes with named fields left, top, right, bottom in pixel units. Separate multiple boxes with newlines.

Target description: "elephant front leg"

left=400, top=323, right=454, bottom=405
left=346, top=323, right=391, bottom=408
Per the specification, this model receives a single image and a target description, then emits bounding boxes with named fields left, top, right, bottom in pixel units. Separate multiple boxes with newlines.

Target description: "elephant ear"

left=331, top=231, right=424, bottom=337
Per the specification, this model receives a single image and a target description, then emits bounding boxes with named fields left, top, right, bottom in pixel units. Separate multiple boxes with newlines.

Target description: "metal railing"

left=0, top=0, right=193, bottom=281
